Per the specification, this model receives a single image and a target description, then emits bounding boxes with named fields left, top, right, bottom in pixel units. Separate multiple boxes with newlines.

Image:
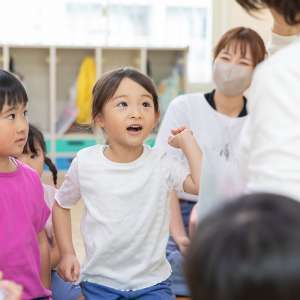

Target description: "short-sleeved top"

left=56, top=144, right=189, bottom=291
left=239, top=38, right=300, bottom=200
left=156, top=92, right=247, bottom=220
left=0, top=159, right=51, bottom=300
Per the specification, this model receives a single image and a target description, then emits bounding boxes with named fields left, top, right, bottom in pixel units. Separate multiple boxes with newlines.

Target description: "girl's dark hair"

left=92, top=67, right=159, bottom=120
left=0, top=69, right=28, bottom=112
left=185, top=193, right=300, bottom=300
left=236, top=0, right=300, bottom=25
left=214, top=27, right=267, bottom=66
left=23, top=124, right=58, bottom=186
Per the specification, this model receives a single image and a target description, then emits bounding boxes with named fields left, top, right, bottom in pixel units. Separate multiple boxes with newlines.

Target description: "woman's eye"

left=24, top=110, right=28, bottom=117
left=142, top=102, right=151, bottom=107
left=221, top=56, right=229, bottom=61
left=30, top=154, right=36, bottom=159
left=117, top=101, right=128, bottom=108
left=240, top=62, right=250, bottom=66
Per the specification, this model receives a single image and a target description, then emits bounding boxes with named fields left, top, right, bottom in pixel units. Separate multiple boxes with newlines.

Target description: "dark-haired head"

left=92, top=67, right=159, bottom=122
left=0, top=69, right=28, bottom=113
left=185, top=193, right=300, bottom=300
left=20, top=124, right=57, bottom=186
left=236, top=0, right=300, bottom=25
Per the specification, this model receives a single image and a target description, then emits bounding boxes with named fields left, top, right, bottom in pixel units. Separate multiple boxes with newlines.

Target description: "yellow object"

left=76, top=57, right=96, bottom=124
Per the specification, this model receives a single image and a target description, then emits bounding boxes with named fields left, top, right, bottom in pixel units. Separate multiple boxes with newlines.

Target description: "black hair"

left=92, top=67, right=159, bottom=120
left=23, top=124, right=58, bottom=186
left=185, top=193, right=300, bottom=300
left=0, top=69, right=28, bottom=112
left=236, top=0, right=300, bottom=25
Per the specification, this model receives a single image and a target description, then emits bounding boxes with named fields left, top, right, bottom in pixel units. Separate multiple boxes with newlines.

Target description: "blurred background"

left=0, top=0, right=272, bottom=170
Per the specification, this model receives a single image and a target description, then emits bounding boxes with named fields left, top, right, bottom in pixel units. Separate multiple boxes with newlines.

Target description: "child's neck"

left=0, top=156, right=17, bottom=172
left=104, top=144, right=144, bottom=163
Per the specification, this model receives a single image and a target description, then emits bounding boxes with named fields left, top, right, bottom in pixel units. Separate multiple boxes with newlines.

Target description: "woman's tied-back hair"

left=214, top=27, right=267, bottom=66
left=0, top=69, right=28, bottom=112
left=236, top=0, right=300, bottom=25
left=23, top=124, right=58, bottom=186
left=92, top=67, right=159, bottom=121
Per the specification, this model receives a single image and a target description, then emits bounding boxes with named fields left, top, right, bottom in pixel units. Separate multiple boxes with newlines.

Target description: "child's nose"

left=130, top=106, right=142, bottom=118
left=17, top=116, right=28, bottom=133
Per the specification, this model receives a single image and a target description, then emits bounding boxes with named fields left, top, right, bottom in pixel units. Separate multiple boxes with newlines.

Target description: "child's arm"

left=38, top=229, right=51, bottom=289
left=50, top=235, right=60, bottom=269
left=52, top=202, right=80, bottom=282
left=168, top=127, right=202, bottom=195
left=170, top=191, right=190, bottom=255
left=188, top=204, right=199, bottom=238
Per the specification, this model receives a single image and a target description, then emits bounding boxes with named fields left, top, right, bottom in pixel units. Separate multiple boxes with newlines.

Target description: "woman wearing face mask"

left=155, top=27, right=267, bottom=297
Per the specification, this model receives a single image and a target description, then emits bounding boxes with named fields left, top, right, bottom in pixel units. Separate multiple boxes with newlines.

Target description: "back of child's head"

left=92, top=67, right=159, bottom=121
left=23, top=124, right=58, bottom=186
left=185, top=193, right=300, bottom=300
left=0, top=69, right=28, bottom=113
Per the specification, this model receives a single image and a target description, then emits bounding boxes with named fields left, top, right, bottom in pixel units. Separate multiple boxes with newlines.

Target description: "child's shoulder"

left=16, top=159, right=40, bottom=179
left=77, top=144, right=103, bottom=158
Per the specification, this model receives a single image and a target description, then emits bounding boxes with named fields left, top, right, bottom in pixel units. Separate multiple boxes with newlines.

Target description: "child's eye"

left=8, top=114, right=16, bottom=120
left=117, top=101, right=128, bottom=108
left=30, top=154, right=36, bottom=159
left=142, top=102, right=152, bottom=107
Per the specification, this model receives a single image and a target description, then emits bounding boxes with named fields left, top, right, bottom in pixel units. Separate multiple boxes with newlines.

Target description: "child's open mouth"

left=127, top=125, right=143, bottom=132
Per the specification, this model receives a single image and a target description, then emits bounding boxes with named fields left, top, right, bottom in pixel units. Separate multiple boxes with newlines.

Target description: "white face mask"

left=213, top=62, right=254, bottom=97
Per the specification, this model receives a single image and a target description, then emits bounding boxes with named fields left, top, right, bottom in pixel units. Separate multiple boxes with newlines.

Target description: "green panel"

left=45, top=139, right=51, bottom=154
left=56, top=138, right=97, bottom=153
left=145, top=136, right=156, bottom=147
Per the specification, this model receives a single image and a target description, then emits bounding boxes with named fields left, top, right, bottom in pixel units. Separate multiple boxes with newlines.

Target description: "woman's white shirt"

left=156, top=93, right=247, bottom=218
left=239, top=38, right=300, bottom=200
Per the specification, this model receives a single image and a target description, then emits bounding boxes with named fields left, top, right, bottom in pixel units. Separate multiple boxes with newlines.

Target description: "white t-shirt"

left=156, top=93, right=247, bottom=218
left=268, top=32, right=300, bottom=55
left=239, top=38, right=300, bottom=200
left=55, top=144, right=189, bottom=290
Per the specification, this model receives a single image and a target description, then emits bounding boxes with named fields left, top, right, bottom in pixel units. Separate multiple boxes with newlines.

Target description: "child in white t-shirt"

left=53, top=67, right=202, bottom=300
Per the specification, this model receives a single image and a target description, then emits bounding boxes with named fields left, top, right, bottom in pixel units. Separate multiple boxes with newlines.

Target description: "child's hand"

left=176, top=236, right=190, bottom=256
left=0, top=272, right=22, bottom=300
left=57, top=254, right=80, bottom=282
left=168, top=127, right=193, bottom=149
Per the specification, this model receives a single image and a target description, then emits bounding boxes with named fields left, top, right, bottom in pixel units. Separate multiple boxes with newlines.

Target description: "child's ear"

left=94, top=114, right=105, bottom=128
left=154, top=111, right=160, bottom=128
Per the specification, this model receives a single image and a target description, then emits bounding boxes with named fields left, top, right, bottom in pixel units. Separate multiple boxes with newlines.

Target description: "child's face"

left=95, top=78, right=159, bottom=149
left=0, top=103, right=28, bottom=158
left=18, top=142, right=44, bottom=177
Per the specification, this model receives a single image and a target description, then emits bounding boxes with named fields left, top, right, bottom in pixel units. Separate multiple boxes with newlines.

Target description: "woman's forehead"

left=223, top=40, right=252, bottom=58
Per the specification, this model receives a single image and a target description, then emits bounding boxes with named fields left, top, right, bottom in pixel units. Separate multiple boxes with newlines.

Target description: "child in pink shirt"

left=0, top=70, right=51, bottom=300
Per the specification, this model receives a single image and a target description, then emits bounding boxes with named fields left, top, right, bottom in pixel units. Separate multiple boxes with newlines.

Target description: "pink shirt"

left=0, top=159, right=51, bottom=300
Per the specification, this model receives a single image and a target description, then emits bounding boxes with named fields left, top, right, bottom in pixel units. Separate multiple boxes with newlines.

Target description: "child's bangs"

left=0, top=88, right=28, bottom=112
